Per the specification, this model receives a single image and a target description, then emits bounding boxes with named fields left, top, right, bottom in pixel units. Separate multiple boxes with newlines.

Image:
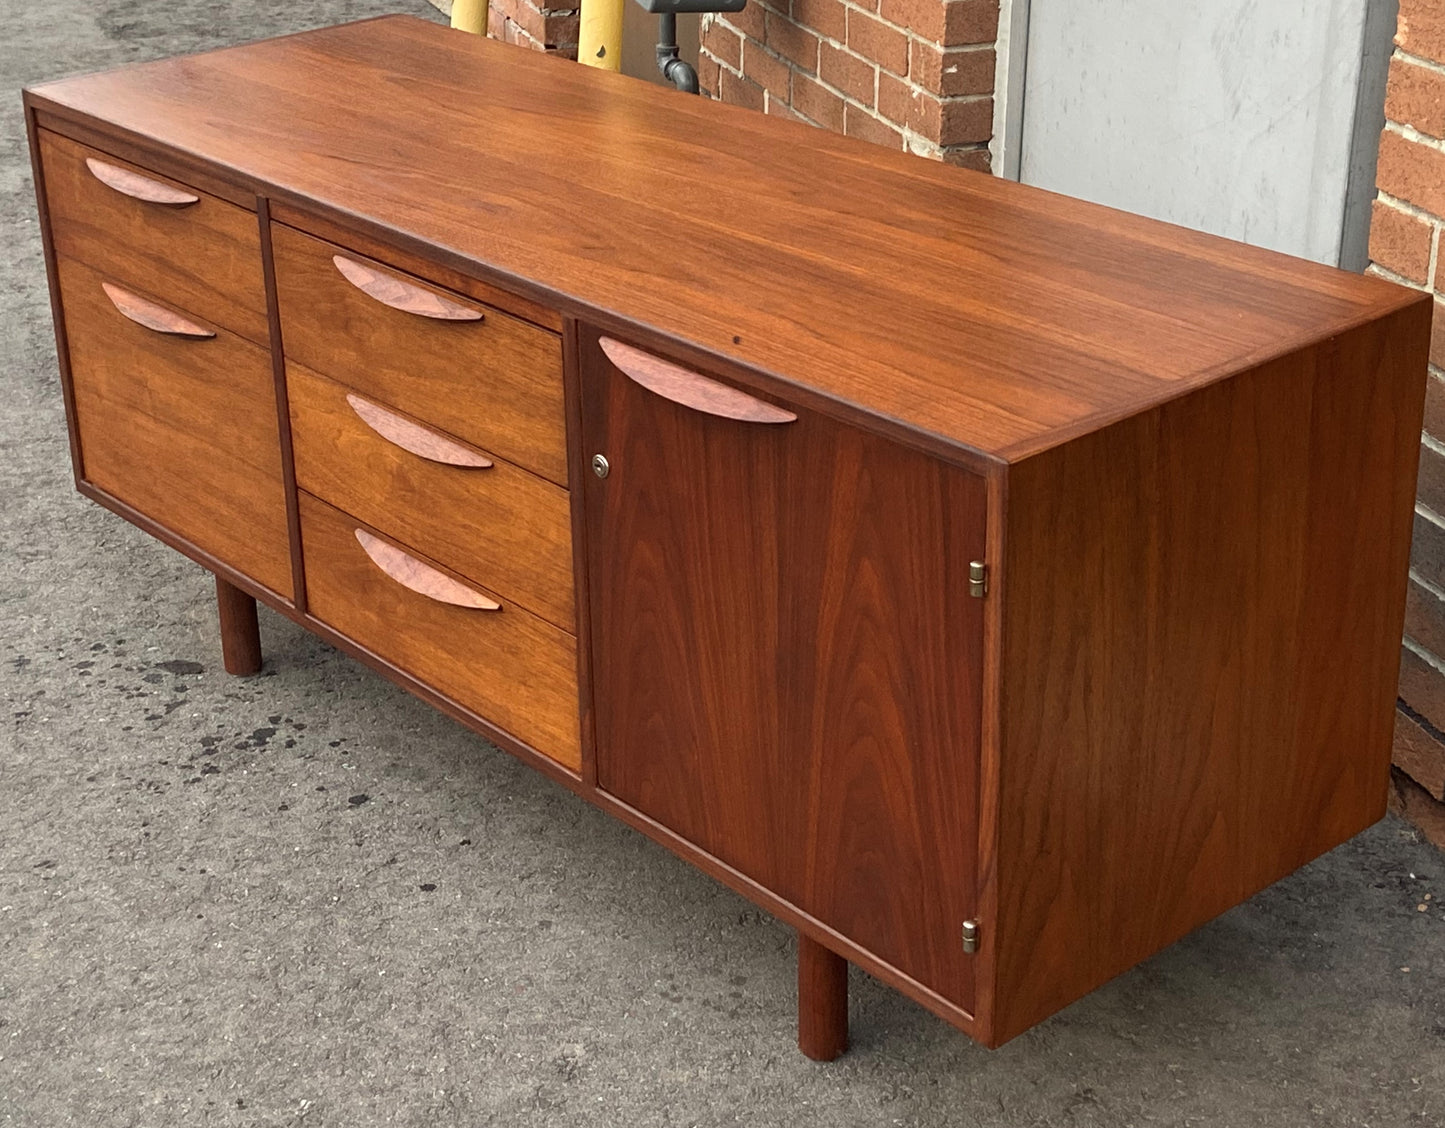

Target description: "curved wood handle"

left=354, top=529, right=500, bottom=610
left=101, top=282, right=215, bottom=339
left=333, top=256, right=484, bottom=321
left=346, top=394, right=493, bottom=468
left=599, top=337, right=797, bottom=424
left=85, top=157, right=199, bottom=207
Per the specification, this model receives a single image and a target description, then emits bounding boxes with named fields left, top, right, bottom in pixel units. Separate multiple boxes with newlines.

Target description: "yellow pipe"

left=578, top=0, right=624, bottom=70
left=450, top=0, right=487, bottom=33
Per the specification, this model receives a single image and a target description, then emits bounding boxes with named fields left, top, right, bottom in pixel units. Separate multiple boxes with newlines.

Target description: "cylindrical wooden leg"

left=797, top=932, right=848, bottom=1061
left=215, top=575, right=262, bottom=676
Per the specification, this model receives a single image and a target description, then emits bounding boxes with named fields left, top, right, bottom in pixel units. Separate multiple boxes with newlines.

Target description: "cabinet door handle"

left=346, top=394, right=493, bottom=468
left=101, top=282, right=215, bottom=339
left=332, top=255, right=484, bottom=322
left=599, top=337, right=796, bottom=424
left=354, top=529, right=500, bottom=610
left=85, top=157, right=199, bottom=207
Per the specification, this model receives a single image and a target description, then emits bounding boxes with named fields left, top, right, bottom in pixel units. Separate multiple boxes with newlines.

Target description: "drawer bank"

left=24, top=15, right=1431, bottom=1057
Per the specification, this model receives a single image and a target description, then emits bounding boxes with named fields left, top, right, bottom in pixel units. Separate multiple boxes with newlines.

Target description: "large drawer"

left=287, top=362, right=575, bottom=628
left=39, top=130, right=268, bottom=345
left=58, top=256, right=292, bottom=599
left=272, top=225, right=567, bottom=485
left=299, top=492, right=581, bottom=771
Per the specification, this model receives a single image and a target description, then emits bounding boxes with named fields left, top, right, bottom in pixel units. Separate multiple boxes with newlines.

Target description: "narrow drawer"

left=58, top=256, right=292, bottom=599
left=39, top=130, right=268, bottom=345
left=299, top=492, right=581, bottom=771
left=271, top=224, right=567, bottom=485
left=287, top=363, right=575, bottom=629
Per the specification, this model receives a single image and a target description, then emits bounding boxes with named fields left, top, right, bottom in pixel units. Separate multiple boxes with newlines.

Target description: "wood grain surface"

left=990, top=299, right=1432, bottom=1045
left=333, top=254, right=484, bottom=321
left=300, top=491, right=581, bottom=770
left=288, top=363, right=575, bottom=629
left=599, top=337, right=797, bottom=423
left=57, top=255, right=292, bottom=598
left=354, top=527, right=501, bottom=610
left=100, top=281, right=215, bottom=338
left=215, top=575, right=263, bottom=675
left=39, top=130, right=269, bottom=345
left=583, top=328, right=987, bottom=1014
left=272, top=223, right=568, bottom=484
left=86, top=156, right=198, bottom=206
left=797, top=935, right=849, bottom=1061
left=23, top=16, right=1425, bottom=464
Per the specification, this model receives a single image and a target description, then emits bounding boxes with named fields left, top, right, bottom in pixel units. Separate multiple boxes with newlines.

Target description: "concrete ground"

left=1, top=3, right=1443, bottom=1125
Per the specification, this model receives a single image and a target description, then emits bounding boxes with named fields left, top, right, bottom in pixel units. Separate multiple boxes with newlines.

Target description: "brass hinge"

left=968, top=561, right=988, bottom=598
left=962, top=919, right=980, bottom=954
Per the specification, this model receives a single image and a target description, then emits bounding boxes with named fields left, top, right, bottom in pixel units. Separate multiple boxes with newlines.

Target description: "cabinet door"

left=581, top=329, right=987, bottom=1011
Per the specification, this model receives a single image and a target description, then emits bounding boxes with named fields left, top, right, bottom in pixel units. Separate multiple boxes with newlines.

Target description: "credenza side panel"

left=992, top=297, right=1433, bottom=1045
left=580, top=327, right=988, bottom=1015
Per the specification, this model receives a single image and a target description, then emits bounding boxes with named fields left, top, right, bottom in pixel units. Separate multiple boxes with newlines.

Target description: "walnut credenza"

left=24, top=15, right=1433, bottom=1056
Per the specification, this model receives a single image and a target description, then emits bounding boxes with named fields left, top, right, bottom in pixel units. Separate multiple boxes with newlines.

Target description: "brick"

left=844, top=103, right=904, bottom=148
left=1433, top=298, right=1445, bottom=370
left=848, top=10, right=908, bottom=76
left=1387, top=56, right=1445, bottom=139
left=1369, top=198, right=1434, bottom=284
left=792, top=71, right=845, bottom=130
left=1394, top=707, right=1445, bottom=801
left=1412, top=509, right=1445, bottom=590
left=766, top=96, right=808, bottom=122
left=767, top=12, right=820, bottom=73
left=790, top=0, right=846, bottom=43
left=487, top=3, right=505, bottom=38
left=910, top=41, right=994, bottom=96
left=1376, top=129, right=1445, bottom=218
left=697, top=50, right=721, bottom=98
left=879, top=0, right=945, bottom=43
left=1419, top=440, right=1445, bottom=517
left=942, top=144, right=991, bottom=171
left=725, top=1, right=769, bottom=43
left=1398, top=0, right=1445, bottom=67
left=1424, top=372, right=1445, bottom=440
left=1407, top=571, right=1445, bottom=660
left=820, top=42, right=876, bottom=105
left=945, top=0, right=1000, bottom=46
left=939, top=94, right=992, bottom=146
left=702, top=20, right=743, bottom=70
left=743, top=40, right=792, bottom=101
left=719, top=67, right=766, bottom=111
left=1388, top=766, right=1445, bottom=849
left=877, top=72, right=937, bottom=136
left=1399, top=643, right=1445, bottom=732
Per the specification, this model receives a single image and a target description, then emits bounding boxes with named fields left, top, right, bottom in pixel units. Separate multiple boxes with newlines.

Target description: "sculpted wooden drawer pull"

left=332, top=255, right=484, bottom=321
left=346, top=393, right=494, bottom=467
left=84, top=157, right=199, bottom=206
left=600, top=337, right=796, bottom=424
left=100, top=281, right=215, bottom=339
left=354, top=528, right=500, bottom=610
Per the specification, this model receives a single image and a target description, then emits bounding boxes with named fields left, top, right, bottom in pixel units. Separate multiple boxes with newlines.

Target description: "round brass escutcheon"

left=591, top=453, right=610, bottom=479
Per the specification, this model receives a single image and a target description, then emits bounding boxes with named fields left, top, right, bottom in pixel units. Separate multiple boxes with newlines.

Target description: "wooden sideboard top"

left=25, top=14, right=1424, bottom=465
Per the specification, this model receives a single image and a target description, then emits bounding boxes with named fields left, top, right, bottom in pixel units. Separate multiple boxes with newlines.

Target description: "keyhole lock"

left=591, top=453, right=610, bottom=479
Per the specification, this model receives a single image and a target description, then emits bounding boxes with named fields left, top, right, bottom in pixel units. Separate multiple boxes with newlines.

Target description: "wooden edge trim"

left=599, top=336, right=798, bottom=424
left=100, top=282, right=215, bottom=339
left=562, top=318, right=598, bottom=789
left=332, top=254, right=484, bottom=321
left=345, top=394, right=493, bottom=467
left=354, top=528, right=501, bottom=610
left=85, top=156, right=199, bottom=206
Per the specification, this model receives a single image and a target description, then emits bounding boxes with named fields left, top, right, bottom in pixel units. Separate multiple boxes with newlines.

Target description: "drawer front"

left=299, top=492, right=581, bottom=771
left=272, top=225, right=567, bottom=485
left=287, top=363, right=575, bottom=629
left=39, top=130, right=268, bottom=346
left=58, top=256, right=292, bottom=599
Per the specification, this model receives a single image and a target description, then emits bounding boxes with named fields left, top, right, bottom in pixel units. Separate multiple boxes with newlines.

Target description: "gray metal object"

left=591, top=453, right=611, bottom=479
left=962, top=920, right=980, bottom=954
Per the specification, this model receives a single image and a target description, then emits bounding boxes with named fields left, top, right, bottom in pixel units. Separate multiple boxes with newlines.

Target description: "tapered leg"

left=797, top=932, right=848, bottom=1061
left=215, top=575, right=262, bottom=676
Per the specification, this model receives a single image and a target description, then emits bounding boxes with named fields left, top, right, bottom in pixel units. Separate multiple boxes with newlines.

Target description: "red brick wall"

left=486, top=0, right=580, bottom=56
left=697, top=0, right=998, bottom=169
left=1368, top=0, right=1445, bottom=847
